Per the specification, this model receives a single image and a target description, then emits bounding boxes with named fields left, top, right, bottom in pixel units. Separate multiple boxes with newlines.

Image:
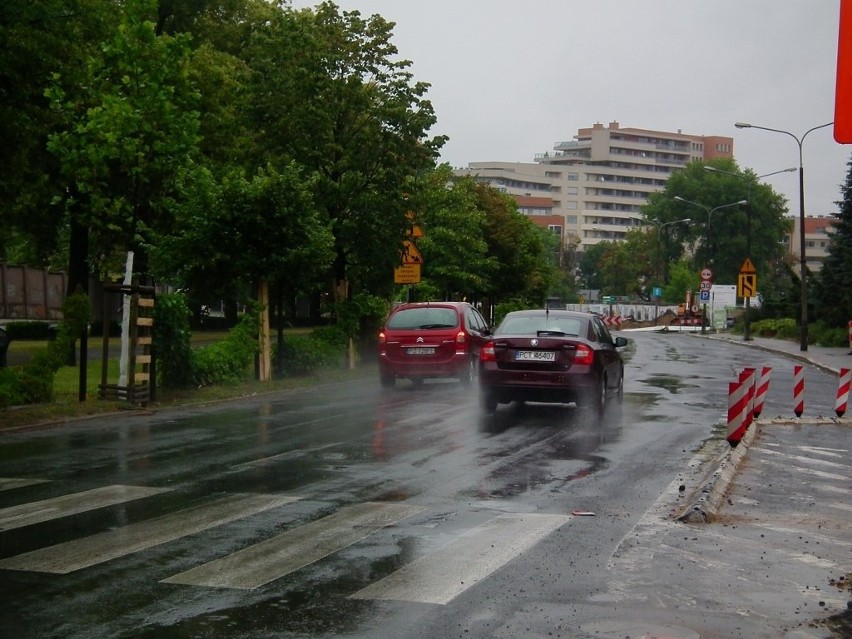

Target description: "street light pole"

left=734, top=121, right=834, bottom=352
left=651, top=217, right=691, bottom=285
left=704, top=166, right=796, bottom=340
left=674, top=197, right=747, bottom=334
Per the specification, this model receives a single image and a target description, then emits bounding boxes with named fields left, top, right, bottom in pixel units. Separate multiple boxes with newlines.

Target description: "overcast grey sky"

left=292, top=1, right=849, bottom=217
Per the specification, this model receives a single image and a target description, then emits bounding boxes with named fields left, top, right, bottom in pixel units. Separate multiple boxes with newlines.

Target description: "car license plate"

left=515, top=351, right=555, bottom=361
left=407, top=347, right=435, bottom=355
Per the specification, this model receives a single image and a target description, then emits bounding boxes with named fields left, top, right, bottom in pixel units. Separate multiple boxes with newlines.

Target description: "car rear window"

left=387, top=307, right=459, bottom=329
left=498, top=316, right=583, bottom=336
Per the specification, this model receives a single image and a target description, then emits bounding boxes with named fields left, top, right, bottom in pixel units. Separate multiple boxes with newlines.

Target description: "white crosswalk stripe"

left=0, top=493, right=300, bottom=574
left=1, top=484, right=569, bottom=606
left=162, top=502, right=424, bottom=590
left=349, top=513, right=570, bottom=605
left=0, top=484, right=169, bottom=531
left=0, top=477, right=49, bottom=492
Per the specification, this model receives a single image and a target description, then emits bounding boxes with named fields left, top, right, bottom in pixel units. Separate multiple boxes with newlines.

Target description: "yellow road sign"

left=394, top=263, right=421, bottom=284
left=402, top=240, right=423, bottom=264
left=738, top=273, right=757, bottom=298
left=739, top=257, right=756, bottom=274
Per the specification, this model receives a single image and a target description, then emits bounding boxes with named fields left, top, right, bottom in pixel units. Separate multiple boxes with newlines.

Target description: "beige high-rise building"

left=784, top=215, right=835, bottom=273
left=454, top=121, right=734, bottom=250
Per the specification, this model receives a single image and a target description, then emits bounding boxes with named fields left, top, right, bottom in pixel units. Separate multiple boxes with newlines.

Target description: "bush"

left=3, top=321, right=57, bottom=340
left=0, top=292, right=89, bottom=407
left=809, top=321, right=849, bottom=347
left=275, top=331, right=346, bottom=375
left=190, top=307, right=261, bottom=387
left=751, top=317, right=798, bottom=339
left=154, top=293, right=193, bottom=389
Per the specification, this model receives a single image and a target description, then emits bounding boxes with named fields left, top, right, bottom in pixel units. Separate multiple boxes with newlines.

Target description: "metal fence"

left=0, top=264, right=67, bottom=320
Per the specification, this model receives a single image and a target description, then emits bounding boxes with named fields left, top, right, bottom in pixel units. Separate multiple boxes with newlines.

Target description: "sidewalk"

left=708, top=330, right=852, bottom=375
left=632, top=330, right=852, bottom=638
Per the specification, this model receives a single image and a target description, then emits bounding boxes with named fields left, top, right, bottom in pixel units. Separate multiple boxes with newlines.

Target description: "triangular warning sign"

left=739, top=257, right=756, bottom=274
left=402, top=240, right=423, bottom=264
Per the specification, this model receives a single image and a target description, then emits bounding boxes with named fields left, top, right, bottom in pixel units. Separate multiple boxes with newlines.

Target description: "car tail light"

left=456, top=331, right=466, bottom=345
left=573, top=344, right=594, bottom=365
left=378, top=331, right=386, bottom=345
left=480, top=341, right=496, bottom=362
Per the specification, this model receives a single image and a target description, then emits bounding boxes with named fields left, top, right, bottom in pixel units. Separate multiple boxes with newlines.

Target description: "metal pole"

left=798, top=160, right=807, bottom=351
left=734, top=121, right=833, bottom=352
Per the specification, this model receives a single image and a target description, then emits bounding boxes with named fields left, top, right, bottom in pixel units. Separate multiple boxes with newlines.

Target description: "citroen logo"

left=531, top=339, right=538, bottom=346
left=416, top=337, right=424, bottom=343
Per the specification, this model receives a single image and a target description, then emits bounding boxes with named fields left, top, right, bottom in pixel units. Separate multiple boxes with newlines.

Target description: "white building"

left=454, top=121, right=734, bottom=250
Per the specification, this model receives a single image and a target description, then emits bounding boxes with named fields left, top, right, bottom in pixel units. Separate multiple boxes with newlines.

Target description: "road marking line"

left=162, top=502, right=424, bottom=590
left=0, top=485, right=169, bottom=532
left=0, top=478, right=49, bottom=492
left=761, top=448, right=852, bottom=470
left=349, top=513, right=569, bottom=605
left=829, top=501, right=852, bottom=512
left=0, top=494, right=300, bottom=574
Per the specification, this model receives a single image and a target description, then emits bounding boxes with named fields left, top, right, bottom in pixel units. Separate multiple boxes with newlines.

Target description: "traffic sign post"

left=699, top=267, right=713, bottom=334
left=740, top=257, right=758, bottom=341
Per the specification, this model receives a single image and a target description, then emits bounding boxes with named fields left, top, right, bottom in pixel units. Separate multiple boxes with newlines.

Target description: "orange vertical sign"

left=836, top=0, right=852, bottom=142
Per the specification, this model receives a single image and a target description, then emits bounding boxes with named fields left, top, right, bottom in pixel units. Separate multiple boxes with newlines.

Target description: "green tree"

left=814, top=155, right=852, bottom=327
left=664, top=260, right=699, bottom=305
left=643, top=160, right=789, bottom=286
left=243, top=2, right=445, bottom=307
left=476, top=182, right=553, bottom=304
left=154, top=163, right=334, bottom=304
left=409, top=170, right=496, bottom=301
left=46, top=0, right=201, bottom=282
left=0, top=0, right=119, bottom=268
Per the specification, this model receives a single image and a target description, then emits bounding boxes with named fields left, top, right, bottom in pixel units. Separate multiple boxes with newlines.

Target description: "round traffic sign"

left=699, top=280, right=712, bottom=292
left=700, top=268, right=713, bottom=281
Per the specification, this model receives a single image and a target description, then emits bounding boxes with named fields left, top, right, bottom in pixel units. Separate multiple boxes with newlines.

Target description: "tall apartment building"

left=454, top=121, right=734, bottom=251
left=784, top=215, right=835, bottom=273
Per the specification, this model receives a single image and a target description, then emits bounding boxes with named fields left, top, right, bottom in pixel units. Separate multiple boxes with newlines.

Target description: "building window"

left=567, top=216, right=577, bottom=224
left=566, top=202, right=578, bottom=210
left=547, top=225, right=563, bottom=236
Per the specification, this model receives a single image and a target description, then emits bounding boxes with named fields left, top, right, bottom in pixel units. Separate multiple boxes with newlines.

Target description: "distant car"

left=478, top=309, right=628, bottom=414
left=378, top=301, right=491, bottom=388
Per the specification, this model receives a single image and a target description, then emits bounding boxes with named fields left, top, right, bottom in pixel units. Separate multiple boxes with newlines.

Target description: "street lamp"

left=674, top=197, right=747, bottom=334
left=673, top=197, right=748, bottom=265
left=734, top=121, right=834, bottom=352
left=704, top=166, right=796, bottom=341
left=649, top=217, right=691, bottom=285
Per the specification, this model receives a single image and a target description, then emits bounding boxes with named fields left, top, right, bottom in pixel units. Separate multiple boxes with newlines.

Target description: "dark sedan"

left=478, top=309, right=628, bottom=414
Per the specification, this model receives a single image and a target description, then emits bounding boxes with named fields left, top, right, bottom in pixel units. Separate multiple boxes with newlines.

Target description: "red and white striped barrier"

left=727, top=378, right=751, bottom=446
left=603, top=315, right=622, bottom=328
left=752, top=366, right=772, bottom=418
left=793, top=365, right=805, bottom=417
left=836, top=368, right=851, bottom=418
left=739, top=367, right=756, bottom=430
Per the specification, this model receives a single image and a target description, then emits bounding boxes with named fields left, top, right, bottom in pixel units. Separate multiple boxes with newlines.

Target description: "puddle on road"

left=640, top=374, right=700, bottom=394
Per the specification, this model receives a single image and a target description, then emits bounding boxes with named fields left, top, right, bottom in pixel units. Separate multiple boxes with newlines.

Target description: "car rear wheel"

left=459, top=357, right=476, bottom=386
left=588, top=375, right=607, bottom=418
left=480, top=390, right=498, bottom=413
left=616, top=370, right=624, bottom=404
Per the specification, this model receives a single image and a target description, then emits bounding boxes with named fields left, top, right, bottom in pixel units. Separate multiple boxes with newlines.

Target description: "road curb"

left=678, top=420, right=760, bottom=524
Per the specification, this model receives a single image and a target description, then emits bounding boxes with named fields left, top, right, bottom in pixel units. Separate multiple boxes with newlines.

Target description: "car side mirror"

left=614, top=336, right=628, bottom=348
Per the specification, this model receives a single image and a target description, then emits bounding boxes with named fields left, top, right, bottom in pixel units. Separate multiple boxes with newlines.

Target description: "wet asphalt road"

left=0, top=332, right=848, bottom=639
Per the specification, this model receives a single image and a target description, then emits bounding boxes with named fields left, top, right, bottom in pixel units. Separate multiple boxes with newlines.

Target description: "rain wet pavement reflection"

left=1, top=332, right=848, bottom=638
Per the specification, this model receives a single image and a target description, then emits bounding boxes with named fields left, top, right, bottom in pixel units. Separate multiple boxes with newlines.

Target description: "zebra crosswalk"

left=0, top=480, right=571, bottom=605
left=0, top=493, right=299, bottom=574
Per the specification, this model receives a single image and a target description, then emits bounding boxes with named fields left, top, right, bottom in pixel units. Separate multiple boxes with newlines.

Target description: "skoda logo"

left=416, top=337, right=424, bottom=343
left=530, top=339, right=538, bottom=346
